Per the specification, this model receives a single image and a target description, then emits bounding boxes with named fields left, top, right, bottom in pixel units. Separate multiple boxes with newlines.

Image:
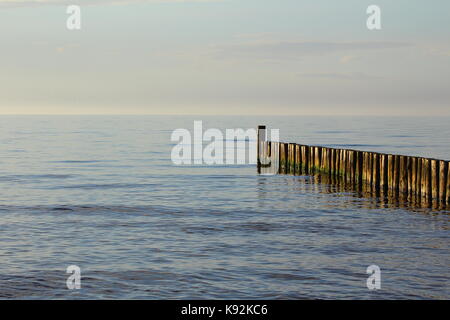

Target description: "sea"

left=0, top=115, right=448, bottom=299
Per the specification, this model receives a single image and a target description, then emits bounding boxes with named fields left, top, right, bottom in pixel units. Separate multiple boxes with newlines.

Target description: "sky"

left=0, top=0, right=449, bottom=115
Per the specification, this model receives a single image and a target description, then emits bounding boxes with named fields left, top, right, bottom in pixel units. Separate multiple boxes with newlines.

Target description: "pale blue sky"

left=1, top=0, right=449, bottom=115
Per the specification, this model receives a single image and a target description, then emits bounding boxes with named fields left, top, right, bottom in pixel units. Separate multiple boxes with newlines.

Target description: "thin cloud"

left=298, top=72, right=382, bottom=81
left=214, top=41, right=412, bottom=61
left=0, top=0, right=217, bottom=8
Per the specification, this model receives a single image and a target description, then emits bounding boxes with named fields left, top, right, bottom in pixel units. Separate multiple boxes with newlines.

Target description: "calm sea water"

left=0, top=115, right=448, bottom=299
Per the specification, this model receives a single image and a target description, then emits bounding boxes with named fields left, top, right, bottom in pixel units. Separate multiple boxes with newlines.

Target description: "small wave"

left=329, top=144, right=386, bottom=148
left=0, top=174, right=73, bottom=182
left=51, top=207, right=74, bottom=211
left=315, top=130, right=353, bottom=134
left=56, top=183, right=157, bottom=190
left=51, top=160, right=114, bottom=164
left=262, top=272, right=319, bottom=281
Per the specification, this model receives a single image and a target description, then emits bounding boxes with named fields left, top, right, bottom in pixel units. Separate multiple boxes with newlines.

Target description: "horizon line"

left=1, top=113, right=449, bottom=117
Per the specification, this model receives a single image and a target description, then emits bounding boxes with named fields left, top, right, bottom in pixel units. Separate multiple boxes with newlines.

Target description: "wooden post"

left=364, top=152, right=369, bottom=189
left=328, top=148, right=333, bottom=176
left=423, top=158, right=432, bottom=205
left=374, top=153, right=381, bottom=194
left=338, top=148, right=343, bottom=178
left=447, top=164, right=450, bottom=206
left=431, top=159, right=440, bottom=201
left=304, top=146, right=310, bottom=175
left=365, top=152, right=371, bottom=189
left=362, top=152, right=367, bottom=186
left=393, top=155, right=400, bottom=198
left=370, top=153, right=375, bottom=192
left=415, top=158, right=422, bottom=200
left=326, top=148, right=332, bottom=176
left=299, top=145, right=304, bottom=174
left=321, top=147, right=325, bottom=173
left=262, top=141, right=269, bottom=165
left=257, top=125, right=266, bottom=173
left=271, top=142, right=280, bottom=174
left=309, top=146, right=314, bottom=174
left=279, top=143, right=288, bottom=174
left=387, top=154, right=394, bottom=192
left=284, top=143, right=289, bottom=174
left=399, top=156, right=408, bottom=196
left=295, top=144, right=302, bottom=175
left=343, top=149, right=348, bottom=181
left=357, top=151, right=363, bottom=190
left=410, top=157, right=417, bottom=200
left=347, top=150, right=353, bottom=183
left=368, top=152, right=373, bottom=188
left=421, top=158, right=427, bottom=204
left=330, top=149, right=336, bottom=181
left=322, top=148, right=328, bottom=174
left=314, top=146, right=319, bottom=173
left=345, top=150, right=351, bottom=183
left=416, top=157, right=421, bottom=201
left=335, top=149, right=341, bottom=177
left=407, top=157, right=413, bottom=199
left=286, top=143, right=291, bottom=174
left=381, top=154, right=388, bottom=195
left=316, top=147, right=322, bottom=173
left=353, top=151, right=358, bottom=184
left=439, top=160, right=448, bottom=206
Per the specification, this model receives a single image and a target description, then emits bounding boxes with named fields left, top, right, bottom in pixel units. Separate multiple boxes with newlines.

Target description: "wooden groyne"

left=257, top=125, right=450, bottom=209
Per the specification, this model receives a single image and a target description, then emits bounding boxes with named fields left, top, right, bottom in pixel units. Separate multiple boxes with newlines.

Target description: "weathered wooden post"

left=357, top=151, right=363, bottom=190
left=416, top=157, right=422, bottom=201
left=410, top=157, right=417, bottom=201
left=364, top=152, right=370, bottom=190
left=350, top=150, right=357, bottom=184
left=407, top=157, right=413, bottom=200
left=424, top=158, right=432, bottom=205
left=431, top=159, right=440, bottom=202
left=326, top=148, right=332, bottom=176
left=393, top=155, right=400, bottom=198
left=315, top=147, right=321, bottom=173
left=381, top=154, right=388, bottom=196
left=257, top=125, right=266, bottom=173
left=271, top=141, right=280, bottom=174
left=291, top=144, right=296, bottom=175
left=343, top=150, right=349, bottom=182
left=400, top=156, right=408, bottom=197
left=333, top=149, right=338, bottom=178
left=439, top=160, right=448, bottom=206
left=304, top=146, right=310, bottom=175
left=280, top=143, right=288, bottom=174
left=310, top=146, right=316, bottom=174
left=374, top=153, right=381, bottom=195
left=295, top=144, right=302, bottom=175
left=447, top=164, right=450, bottom=206
left=321, top=148, right=327, bottom=173
left=421, top=158, right=427, bottom=204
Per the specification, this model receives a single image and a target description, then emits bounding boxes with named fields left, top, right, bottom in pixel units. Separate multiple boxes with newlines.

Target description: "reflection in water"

left=258, top=172, right=450, bottom=216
